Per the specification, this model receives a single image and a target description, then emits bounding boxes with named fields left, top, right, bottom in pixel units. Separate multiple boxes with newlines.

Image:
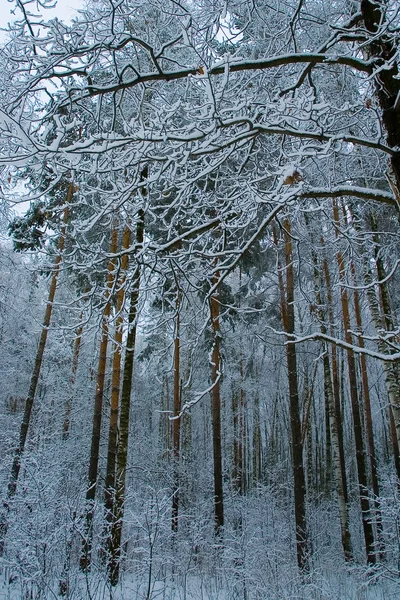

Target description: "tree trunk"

left=322, top=252, right=349, bottom=504
left=360, top=0, right=400, bottom=191
left=324, top=377, right=332, bottom=496
left=363, top=213, right=400, bottom=476
left=210, top=270, right=224, bottom=535
left=108, top=210, right=144, bottom=585
left=301, top=362, right=318, bottom=495
left=253, top=391, right=262, bottom=487
left=239, top=359, right=247, bottom=494
left=274, top=221, right=310, bottom=573
left=80, top=226, right=118, bottom=572
left=232, top=387, right=240, bottom=491
left=171, top=287, right=182, bottom=532
left=181, top=356, right=193, bottom=506
left=232, top=375, right=244, bottom=495
left=389, top=408, right=400, bottom=481
left=350, top=258, right=385, bottom=558
left=333, top=199, right=376, bottom=564
left=103, top=225, right=131, bottom=542
left=0, top=185, right=73, bottom=556
left=310, top=233, right=353, bottom=560
left=323, top=344, right=353, bottom=560
left=159, top=374, right=171, bottom=461
left=62, top=311, right=84, bottom=439
left=365, top=266, right=400, bottom=470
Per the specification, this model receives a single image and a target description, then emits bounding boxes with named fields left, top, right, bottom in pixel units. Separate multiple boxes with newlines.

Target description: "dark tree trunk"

left=171, top=288, right=182, bottom=532
left=274, top=221, right=310, bottom=573
left=283, top=221, right=310, bottom=573
left=389, top=408, right=400, bottom=481
left=210, top=270, right=224, bottom=535
left=360, top=0, right=400, bottom=191
left=108, top=211, right=144, bottom=585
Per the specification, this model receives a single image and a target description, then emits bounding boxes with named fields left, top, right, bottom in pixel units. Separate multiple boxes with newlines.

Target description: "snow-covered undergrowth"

left=1, top=485, right=400, bottom=600
left=1, top=563, right=399, bottom=599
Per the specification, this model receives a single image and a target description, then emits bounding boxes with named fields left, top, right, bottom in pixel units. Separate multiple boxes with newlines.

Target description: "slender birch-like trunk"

left=103, top=225, right=131, bottom=541
left=322, top=250, right=349, bottom=504
left=301, top=362, right=318, bottom=494
left=0, top=184, right=73, bottom=556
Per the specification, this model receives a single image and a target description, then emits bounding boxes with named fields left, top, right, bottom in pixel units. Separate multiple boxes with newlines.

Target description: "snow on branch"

left=55, top=53, right=373, bottom=105
left=298, top=186, right=396, bottom=206
left=258, top=329, right=400, bottom=363
left=172, top=371, right=222, bottom=419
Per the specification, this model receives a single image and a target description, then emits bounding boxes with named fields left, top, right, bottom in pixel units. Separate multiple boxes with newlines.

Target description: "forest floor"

left=1, top=568, right=400, bottom=600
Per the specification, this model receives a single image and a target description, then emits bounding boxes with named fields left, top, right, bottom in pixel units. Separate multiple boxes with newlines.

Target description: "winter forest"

left=0, top=0, right=400, bottom=598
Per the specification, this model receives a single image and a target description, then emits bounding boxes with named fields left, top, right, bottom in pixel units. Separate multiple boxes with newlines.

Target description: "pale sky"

left=0, top=0, right=82, bottom=40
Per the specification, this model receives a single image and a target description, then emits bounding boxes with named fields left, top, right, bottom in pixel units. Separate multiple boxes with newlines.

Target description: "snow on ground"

left=1, top=568, right=400, bottom=600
